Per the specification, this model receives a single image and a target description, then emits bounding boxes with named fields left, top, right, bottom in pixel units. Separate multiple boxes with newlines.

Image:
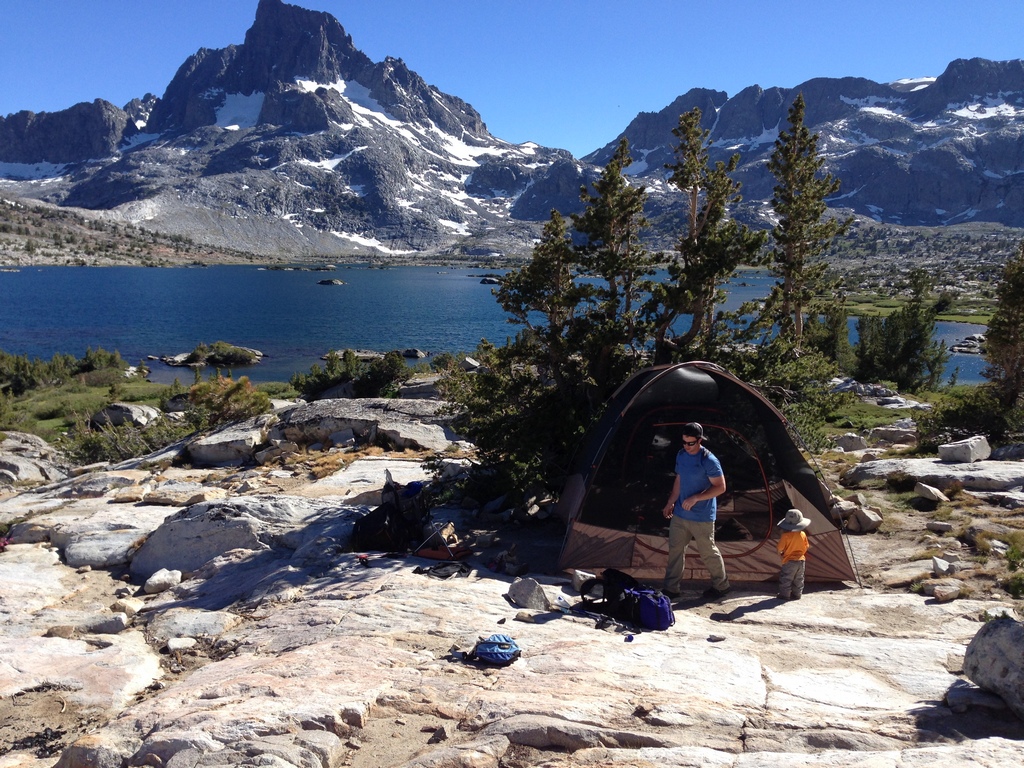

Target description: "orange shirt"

left=778, top=530, right=809, bottom=563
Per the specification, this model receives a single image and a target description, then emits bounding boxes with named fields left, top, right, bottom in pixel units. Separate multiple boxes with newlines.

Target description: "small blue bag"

left=469, top=634, right=522, bottom=666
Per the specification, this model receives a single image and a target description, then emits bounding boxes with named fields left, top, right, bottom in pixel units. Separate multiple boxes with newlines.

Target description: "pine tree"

left=984, top=239, right=1024, bottom=409
left=570, top=138, right=657, bottom=403
left=440, top=144, right=657, bottom=488
left=765, top=94, right=851, bottom=345
left=651, top=108, right=766, bottom=361
left=854, top=269, right=948, bottom=391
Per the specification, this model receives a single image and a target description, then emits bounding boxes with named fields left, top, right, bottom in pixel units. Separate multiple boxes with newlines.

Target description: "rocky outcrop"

left=3, top=477, right=1024, bottom=767
left=91, top=402, right=163, bottom=428
left=271, top=397, right=461, bottom=453
left=844, top=457, right=1024, bottom=492
left=0, top=430, right=68, bottom=485
left=0, top=99, right=134, bottom=165
left=186, top=413, right=277, bottom=467
left=5, top=410, right=1024, bottom=766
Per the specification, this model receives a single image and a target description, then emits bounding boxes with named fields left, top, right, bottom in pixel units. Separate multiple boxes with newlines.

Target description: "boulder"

left=128, top=495, right=341, bottom=578
left=272, top=397, right=461, bottom=452
left=0, top=431, right=68, bottom=484
left=843, top=457, right=1024, bottom=492
left=939, top=435, right=992, bottom=464
left=163, top=393, right=191, bottom=413
left=847, top=505, right=883, bottom=534
left=186, top=413, right=277, bottom=467
left=868, top=425, right=917, bottom=444
left=834, top=433, right=868, bottom=452
left=398, top=375, right=441, bottom=399
left=915, top=482, right=950, bottom=503
left=144, top=568, right=183, bottom=594
left=507, top=577, right=551, bottom=611
left=91, top=403, right=162, bottom=428
left=992, top=443, right=1024, bottom=461
left=964, top=617, right=1024, bottom=721
left=64, top=529, right=148, bottom=568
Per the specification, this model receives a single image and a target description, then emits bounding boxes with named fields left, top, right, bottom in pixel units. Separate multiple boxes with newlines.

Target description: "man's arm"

left=680, top=473, right=726, bottom=511
left=662, top=475, right=681, bottom=519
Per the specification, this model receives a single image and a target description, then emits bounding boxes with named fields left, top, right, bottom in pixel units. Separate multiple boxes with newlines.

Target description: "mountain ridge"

left=1, top=0, right=1023, bottom=259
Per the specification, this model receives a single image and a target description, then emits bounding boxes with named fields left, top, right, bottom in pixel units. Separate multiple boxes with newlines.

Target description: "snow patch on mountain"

left=948, top=96, right=1024, bottom=119
left=0, top=161, right=68, bottom=180
left=215, top=92, right=266, bottom=130
left=330, top=230, right=414, bottom=254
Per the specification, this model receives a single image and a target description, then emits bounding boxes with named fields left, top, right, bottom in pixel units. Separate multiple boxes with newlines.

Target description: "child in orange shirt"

left=777, top=508, right=810, bottom=600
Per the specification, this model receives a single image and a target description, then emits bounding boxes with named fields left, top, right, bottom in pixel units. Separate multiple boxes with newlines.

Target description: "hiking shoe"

left=663, top=589, right=680, bottom=599
left=776, top=593, right=790, bottom=601
left=791, top=593, right=802, bottom=600
left=702, top=587, right=731, bottom=600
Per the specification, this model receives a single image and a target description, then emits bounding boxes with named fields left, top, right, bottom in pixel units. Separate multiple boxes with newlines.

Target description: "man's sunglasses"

left=682, top=439, right=700, bottom=446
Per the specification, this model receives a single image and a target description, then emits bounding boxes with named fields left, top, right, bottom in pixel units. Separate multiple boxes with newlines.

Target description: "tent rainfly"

left=556, top=362, right=858, bottom=585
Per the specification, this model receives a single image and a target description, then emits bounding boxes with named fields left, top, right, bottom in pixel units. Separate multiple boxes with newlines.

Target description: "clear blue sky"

left=2, top=0, right=1022, bottom=158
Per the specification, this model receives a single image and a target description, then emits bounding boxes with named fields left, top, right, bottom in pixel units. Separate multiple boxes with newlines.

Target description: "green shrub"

left=257, top=381, right=296, bottom=398
left=59, top=416, right=191, bottom=465
left=188, top=375, right=271, bottom=428
left=290, top=349, right=363, bottom=399
left=885, top=471, right=918, bottom=493
left=353, top=351, right=409, bottom=398
left=33, top=399, right=72, bottom=421
left=917, top=384, right=1023, bottom=449
left=1004, top=572, right=1024, bottom=599
left=77, top=368, right=126, bottom=388
left=1007, top=544, right=1024, bottom=572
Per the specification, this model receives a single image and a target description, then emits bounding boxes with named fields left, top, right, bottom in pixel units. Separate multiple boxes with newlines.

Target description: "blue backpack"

left=581, top=570, right=675, bottom=631
left=468, top=634, right=522, bottom=666
left=634, top=589, right=675, bottom=631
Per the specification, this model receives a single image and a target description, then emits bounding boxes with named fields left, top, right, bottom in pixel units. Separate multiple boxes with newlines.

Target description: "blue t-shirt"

left=672, top=447, right=724, bottom=523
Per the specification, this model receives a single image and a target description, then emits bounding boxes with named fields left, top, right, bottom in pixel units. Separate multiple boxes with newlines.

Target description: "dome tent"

left=556, top=362, right=858, bottom=585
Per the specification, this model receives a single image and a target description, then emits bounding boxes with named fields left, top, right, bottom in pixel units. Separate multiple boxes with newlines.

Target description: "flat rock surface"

left=2, top=449, right=1024, bottom=767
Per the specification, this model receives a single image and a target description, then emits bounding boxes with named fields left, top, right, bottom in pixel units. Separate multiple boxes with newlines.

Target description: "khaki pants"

left=664, top=516, right=730, bottom=593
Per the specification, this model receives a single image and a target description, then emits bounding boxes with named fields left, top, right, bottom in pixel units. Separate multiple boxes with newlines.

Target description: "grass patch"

left=825, top=399, right=917, bottom=434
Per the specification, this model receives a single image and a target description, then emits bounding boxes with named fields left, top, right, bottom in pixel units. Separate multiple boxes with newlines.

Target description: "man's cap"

left=681, top=422, right=704, bottom=440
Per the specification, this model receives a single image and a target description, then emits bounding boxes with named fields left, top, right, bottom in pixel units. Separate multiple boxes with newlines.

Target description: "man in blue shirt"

left=661, top=422, right=731, bottom=600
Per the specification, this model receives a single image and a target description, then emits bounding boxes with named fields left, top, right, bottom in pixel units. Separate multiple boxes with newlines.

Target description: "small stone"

left=167, top=637, right=198, bottom=653
left=144, top=568, right=182, bottom=594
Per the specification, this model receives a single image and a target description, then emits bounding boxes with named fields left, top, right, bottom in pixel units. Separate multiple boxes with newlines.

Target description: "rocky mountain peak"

left=240, top=0, right=373, bottom=88
left=909, top=57, right=1024, bottom=118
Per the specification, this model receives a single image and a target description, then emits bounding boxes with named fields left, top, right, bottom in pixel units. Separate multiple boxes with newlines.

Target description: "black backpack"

left=580, top=568, right=640, bottom=620
left=580, top=569, right=675, bottom=630
left=351, top=499, right=408, bottom=552
left=351, top=470, right=430, bottom=553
